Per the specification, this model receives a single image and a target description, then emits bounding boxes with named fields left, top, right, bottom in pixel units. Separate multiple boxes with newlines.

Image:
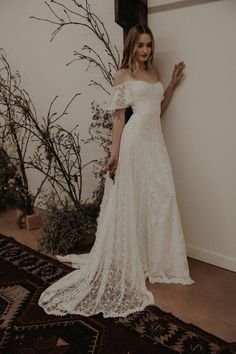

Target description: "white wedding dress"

left=38, top=80, right=194, bottom=318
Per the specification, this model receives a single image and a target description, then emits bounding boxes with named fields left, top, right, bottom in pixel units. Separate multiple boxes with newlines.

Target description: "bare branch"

left=31, top=0, right=119, bottom=86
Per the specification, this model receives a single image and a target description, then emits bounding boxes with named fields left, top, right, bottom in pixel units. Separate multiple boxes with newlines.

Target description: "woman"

left=39, top=24, right=194, bottom=318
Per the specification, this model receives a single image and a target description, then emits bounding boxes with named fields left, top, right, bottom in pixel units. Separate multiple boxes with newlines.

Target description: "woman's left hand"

left=171, top=61, right=185, bottom=87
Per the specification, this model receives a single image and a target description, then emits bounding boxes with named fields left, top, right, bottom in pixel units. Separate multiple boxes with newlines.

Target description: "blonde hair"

left=120, top=24, right=154, bottom=74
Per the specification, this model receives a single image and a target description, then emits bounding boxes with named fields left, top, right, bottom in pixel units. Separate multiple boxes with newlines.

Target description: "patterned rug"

left=0, top=233, right=235, bottom=354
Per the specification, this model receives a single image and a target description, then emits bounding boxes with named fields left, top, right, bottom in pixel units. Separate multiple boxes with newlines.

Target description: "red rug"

left=0, top=233, right=235, bottom=354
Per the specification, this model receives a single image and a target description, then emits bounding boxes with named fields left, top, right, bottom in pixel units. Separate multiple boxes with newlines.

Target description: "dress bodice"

left=107, top=80, right=164, bottom=117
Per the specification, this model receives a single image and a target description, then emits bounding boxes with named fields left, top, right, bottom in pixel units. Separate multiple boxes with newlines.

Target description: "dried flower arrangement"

left=30, top=0, right=119, bottom=253
left=0, top=0, right=119, bottom=251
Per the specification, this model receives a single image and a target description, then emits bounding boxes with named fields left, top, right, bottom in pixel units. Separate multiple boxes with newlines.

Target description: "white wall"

left=149, top=0, right=236, bottom=271
left=1, top=0, right=235, bottom=272
left=0, top=0, right=123, bottom=202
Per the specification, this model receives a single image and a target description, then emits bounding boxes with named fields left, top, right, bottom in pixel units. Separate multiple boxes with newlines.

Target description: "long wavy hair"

left=120, top=24, right=154, bottom=74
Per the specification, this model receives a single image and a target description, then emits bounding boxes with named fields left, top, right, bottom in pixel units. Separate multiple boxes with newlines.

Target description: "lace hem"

left=39, top=294, right=155, bottom=319
left=56, top=253, right=89, bottom=269
left=148, top=276, right=195, bottom=285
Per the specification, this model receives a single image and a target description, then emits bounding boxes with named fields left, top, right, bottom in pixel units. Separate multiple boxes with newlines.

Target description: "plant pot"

left=26, top=213, right=42, bottom=231
left=16, top=208, right=42, bottom=230
left=16, top=208, right=26, bottom=229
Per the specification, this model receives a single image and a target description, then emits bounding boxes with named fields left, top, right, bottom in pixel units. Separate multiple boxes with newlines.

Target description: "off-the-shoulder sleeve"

left=105, top=81, right=132, bottom=111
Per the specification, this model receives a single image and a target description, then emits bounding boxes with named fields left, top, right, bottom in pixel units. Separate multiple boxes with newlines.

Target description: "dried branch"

left=0, top=49, right=98, bottom=212
left=0, top=49, right=34, bottom=213
left=31, top=0, right=119, bottom=88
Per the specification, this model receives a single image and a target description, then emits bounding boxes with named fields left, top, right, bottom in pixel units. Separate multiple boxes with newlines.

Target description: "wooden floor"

left=0, top=208, right=235, bottom=342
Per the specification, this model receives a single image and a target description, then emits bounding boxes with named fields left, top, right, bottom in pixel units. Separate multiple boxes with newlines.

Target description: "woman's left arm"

left=160, top=61, right=185, bottom=118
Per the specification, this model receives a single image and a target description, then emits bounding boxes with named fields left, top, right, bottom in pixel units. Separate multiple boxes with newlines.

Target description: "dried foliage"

left=31, top=0, right=119, bottom=204
left=2, top=0, right=121, bottom=250
left=39, top=200, right=98, bottom=255
left=0, top=49, right=36, bottom=215
left=31, top=0, right=120, bottom=93
left=0, top=49, right=97, bottom=216
left=25, top=94, right=96, bottom=211
left=28, top=0, right=121, bottom=253
left=0, top=148, right=18, bottom=210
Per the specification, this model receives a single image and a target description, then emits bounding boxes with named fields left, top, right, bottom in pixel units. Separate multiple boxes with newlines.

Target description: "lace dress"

left=38, top=80, right=194, bottom=318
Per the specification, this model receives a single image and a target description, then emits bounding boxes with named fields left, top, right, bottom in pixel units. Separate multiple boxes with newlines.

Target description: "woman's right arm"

left=107, top=108, right=125, bottom=173
left=107, top=69, right=128, bottom=174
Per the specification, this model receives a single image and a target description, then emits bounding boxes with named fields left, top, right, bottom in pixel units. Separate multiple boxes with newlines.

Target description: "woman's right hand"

left=106, top=155, right=118, bottom=178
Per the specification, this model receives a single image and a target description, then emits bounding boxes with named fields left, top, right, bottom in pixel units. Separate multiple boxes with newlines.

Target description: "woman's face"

left=134, top=33, right=152, bottom=64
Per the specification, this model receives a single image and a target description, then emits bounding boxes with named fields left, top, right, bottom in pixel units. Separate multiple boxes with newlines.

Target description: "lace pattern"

left=105, top=81, right=132, bottom=111
left=38, top=80, right=194, bottom=319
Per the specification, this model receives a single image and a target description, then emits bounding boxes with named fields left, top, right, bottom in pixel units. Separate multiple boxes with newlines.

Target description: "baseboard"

left=186, top=244, right=236, bottom=272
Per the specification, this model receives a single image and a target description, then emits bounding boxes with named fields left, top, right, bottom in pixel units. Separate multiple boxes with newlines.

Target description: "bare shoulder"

left=113, top=69, right=130, bottom=86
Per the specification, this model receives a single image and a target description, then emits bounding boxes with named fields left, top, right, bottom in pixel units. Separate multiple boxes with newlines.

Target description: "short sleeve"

left=105, top=81, right=132, bottom=111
